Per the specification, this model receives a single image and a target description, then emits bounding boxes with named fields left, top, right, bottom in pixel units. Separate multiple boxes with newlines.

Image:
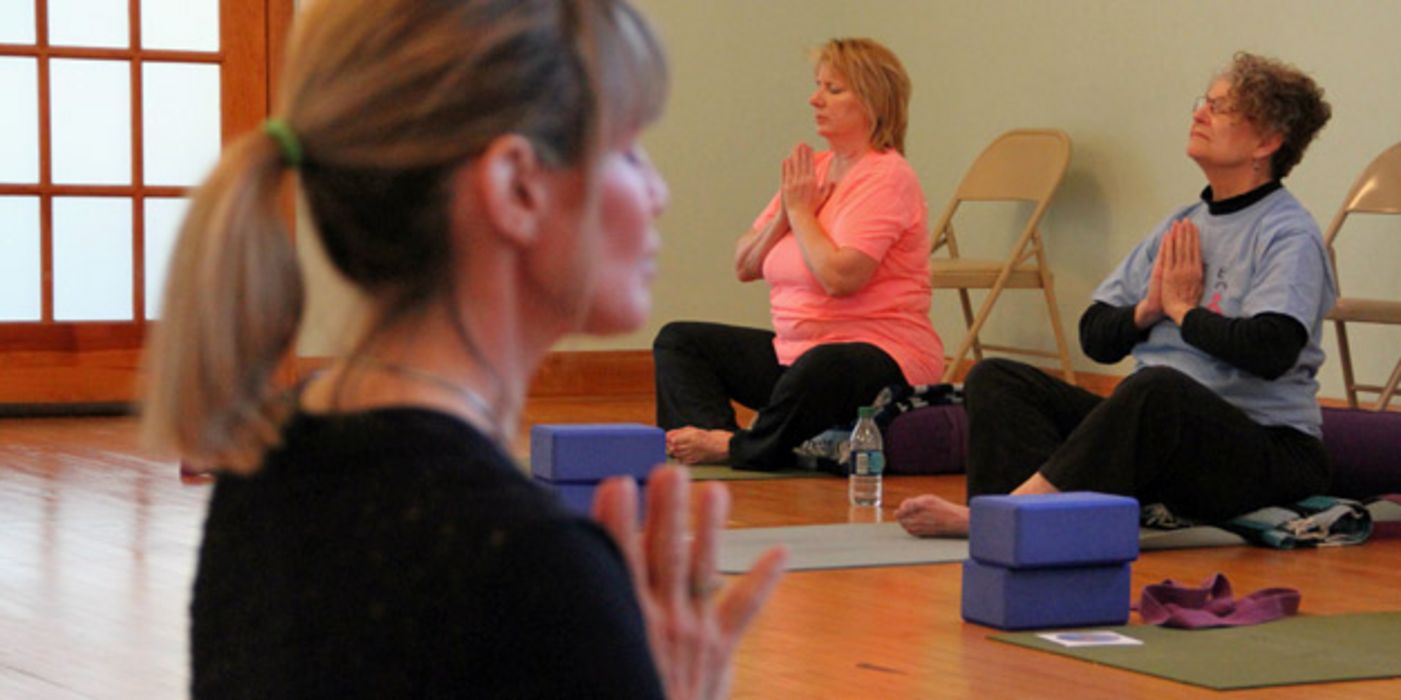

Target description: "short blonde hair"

left=1220, top=52, right=1331, bottom=179
left=141, top=0, right=668, bottom=473
left=815, top=38, right=911, bottom=154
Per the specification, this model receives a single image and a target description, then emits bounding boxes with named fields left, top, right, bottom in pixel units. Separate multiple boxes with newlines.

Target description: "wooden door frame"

left=0, top=0, right=295, bottom=411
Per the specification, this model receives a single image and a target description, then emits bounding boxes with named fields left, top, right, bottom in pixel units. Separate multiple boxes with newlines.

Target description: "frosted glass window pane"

left=0, top=197, right=41, bottom=321
left=53, top=197, right=133, bottom=321
left=51, top=59, right=131, bottom=185
left=0, top=57, right=39, bottom=184
left=144, top=197, right=189, bottom=320
left=48, top=0, right=127, bottom=48
left=143, top=63, right=220, bottom=186
left=0, top=0, right=36, bottom=44
left=142, top=0, right=218, bottom=52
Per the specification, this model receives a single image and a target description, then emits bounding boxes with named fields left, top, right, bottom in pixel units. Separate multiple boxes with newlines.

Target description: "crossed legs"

left=897, top=358, right=1330, bottom=537
left=654, top=321, right=904, bottom=471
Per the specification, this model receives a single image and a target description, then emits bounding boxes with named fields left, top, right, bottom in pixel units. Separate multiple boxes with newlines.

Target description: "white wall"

left=300, top=0, right=1401, bottom=401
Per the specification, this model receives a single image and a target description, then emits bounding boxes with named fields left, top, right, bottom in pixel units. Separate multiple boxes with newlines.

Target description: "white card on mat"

left=1037, top=631, right=1144, bottom=647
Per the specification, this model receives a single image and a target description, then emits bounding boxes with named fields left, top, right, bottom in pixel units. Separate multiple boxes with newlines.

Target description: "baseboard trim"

left=528, top=350, right=654, bottom=397
left=0, top=352, right=1366, bottom=416
left=296, top=351, right=1095, bottom=399
left=294, top=349, right=655, bottom=400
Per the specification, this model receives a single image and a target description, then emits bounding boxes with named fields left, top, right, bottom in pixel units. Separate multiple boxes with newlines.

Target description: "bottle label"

left=853, top=450, right=884, bottom=476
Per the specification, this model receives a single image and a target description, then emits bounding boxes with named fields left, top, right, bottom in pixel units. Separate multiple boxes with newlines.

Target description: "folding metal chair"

left=1324, top=141, right=1401, bottom=410
left=930, top=129, right=1074, bottom=383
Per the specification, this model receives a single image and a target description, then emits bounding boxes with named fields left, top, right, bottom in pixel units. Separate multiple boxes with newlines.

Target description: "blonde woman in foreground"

left=143, top=0, right=785, bottom=696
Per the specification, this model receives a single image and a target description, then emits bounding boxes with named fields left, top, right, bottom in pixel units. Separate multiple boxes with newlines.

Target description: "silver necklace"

left=352, top=356, right=503, bottom=441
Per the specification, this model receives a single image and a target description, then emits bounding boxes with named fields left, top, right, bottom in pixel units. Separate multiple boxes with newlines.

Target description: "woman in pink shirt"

left=655, top=37, right=944, bottom=470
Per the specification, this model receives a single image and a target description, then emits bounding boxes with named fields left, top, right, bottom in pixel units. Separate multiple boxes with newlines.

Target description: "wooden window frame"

left=0, top=0, right=294, bottom=407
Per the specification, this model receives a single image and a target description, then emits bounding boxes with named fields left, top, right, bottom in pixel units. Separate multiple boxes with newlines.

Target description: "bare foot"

left=665, top=427, right=732, bottom=465
left=895, top=494, right=970, bottom=537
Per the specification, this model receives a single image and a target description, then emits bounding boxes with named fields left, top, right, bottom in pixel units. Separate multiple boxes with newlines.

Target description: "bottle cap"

left=858, top=406, right=875, bottom=419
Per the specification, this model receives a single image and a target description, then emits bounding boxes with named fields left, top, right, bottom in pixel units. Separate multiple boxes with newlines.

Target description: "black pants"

left=653, top=321, right=904, bottom=471
left=963, top=358, right=1331, bottom=522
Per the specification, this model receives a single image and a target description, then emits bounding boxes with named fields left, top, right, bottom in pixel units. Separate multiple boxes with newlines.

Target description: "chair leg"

left=943, top=283, right=1007, bottom=384
left=958, top=288, right=983, bottom=362
left=1039, top=279, right=1076, bottom=386
left=1375, top=357, right=1401, bottom=412
left=942, top=288, right=981, bottom=382
left=1334, top=320, right=1358, bottom=409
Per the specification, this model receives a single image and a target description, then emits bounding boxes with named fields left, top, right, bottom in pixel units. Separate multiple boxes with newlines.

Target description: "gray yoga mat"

left=718, top=499, right=1401, bottom=573
left=718, top=522, right=969, bottom=573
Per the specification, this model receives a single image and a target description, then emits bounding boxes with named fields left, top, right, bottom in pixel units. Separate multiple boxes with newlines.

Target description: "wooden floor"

left=3, top=401, right=1401, bottom=699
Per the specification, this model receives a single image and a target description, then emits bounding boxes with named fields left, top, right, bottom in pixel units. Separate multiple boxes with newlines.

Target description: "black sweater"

left=191, top=408, right=664, bottom=699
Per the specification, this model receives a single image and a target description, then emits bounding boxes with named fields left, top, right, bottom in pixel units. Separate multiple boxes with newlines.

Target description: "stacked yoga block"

left=961, top=492, right=1140, bottom=630
left=530, top=423, right=665, bottom=515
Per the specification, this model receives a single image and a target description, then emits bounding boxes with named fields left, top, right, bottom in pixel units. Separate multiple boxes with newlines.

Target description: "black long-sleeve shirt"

left=1078, top=301, right=1307, bottom=380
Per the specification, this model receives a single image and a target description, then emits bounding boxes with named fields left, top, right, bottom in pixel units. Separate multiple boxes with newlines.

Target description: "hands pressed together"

left=734, top=143, right=831, bottom=282
left=593, top=466, right=787, bottom=700
left=780, top=143, right=833, bottom=223
left=1136, top=218, right=1205, bottom=328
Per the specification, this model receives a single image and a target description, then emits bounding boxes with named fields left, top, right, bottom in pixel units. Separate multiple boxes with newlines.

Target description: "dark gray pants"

left=653, top=321, right=904, bottom=471
left=963, top=358, right=1330, bottom=521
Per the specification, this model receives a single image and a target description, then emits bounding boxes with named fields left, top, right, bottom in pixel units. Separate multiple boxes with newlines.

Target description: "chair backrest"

left=1325, top=142, right=1401, bottom=249
left=954, top=129, right=1071, bottom=203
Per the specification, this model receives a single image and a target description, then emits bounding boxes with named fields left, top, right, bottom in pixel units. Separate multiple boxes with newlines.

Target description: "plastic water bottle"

left=847, top=406, right=883, bottom=507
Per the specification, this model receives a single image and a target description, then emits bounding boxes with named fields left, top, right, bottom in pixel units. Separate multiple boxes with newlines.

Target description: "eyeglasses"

left=1192, top=95, right=1235, bottom=116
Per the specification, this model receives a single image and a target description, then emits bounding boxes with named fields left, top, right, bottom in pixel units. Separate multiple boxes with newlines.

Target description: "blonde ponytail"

left=141, top=0, right=667, bottom=473
left=141, top=132, right=304, bottom=473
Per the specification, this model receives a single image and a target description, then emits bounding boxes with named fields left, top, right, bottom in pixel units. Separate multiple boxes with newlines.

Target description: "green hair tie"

left=262, top=118, right=304, bottom=168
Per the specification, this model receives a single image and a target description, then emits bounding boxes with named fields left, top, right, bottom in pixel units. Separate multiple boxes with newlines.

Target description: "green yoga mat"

left=683, top=463, right=829, bottom=481
left=516, top=453, right=825, bottom=481
left=992, top=612, right=1401, bottom=690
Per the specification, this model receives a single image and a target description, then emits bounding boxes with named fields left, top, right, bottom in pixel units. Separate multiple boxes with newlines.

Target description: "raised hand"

left=593, top=467, right=787, bottom=700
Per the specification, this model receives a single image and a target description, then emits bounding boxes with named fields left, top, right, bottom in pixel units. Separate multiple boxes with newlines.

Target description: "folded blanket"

left=1142, top=496, right=1373, bottom=550
left=1222, top=496, right=1372, bottom=549
left=793, top=383, right=964, bottom=474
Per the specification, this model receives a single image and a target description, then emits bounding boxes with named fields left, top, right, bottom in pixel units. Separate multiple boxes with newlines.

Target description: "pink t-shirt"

left=752, top=149, right=945, bottom=384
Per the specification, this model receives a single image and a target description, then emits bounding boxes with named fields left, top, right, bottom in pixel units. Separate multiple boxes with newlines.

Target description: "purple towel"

left=1138, top=573, right=1300, bottom=629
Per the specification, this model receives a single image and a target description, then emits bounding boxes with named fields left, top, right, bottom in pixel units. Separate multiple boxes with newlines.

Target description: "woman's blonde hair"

left=1220, top=52, right=1330, bottom=179
left=814, top=38, right=911, bottom=154
left=141, top=0, right=668, bottom=473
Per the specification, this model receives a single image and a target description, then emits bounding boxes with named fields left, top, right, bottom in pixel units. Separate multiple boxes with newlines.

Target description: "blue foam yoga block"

left=530, top=423, right=665, bottom=482
left=961, top=559, right=1132, bottom=630
left=535, top=478, right=649, bottom=517
left=969, top=492, right=1139, bottom=569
